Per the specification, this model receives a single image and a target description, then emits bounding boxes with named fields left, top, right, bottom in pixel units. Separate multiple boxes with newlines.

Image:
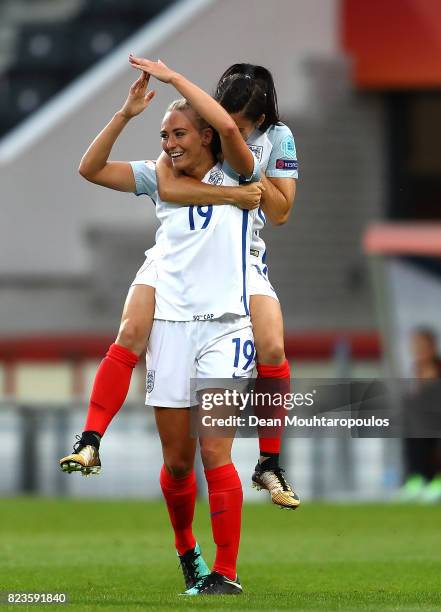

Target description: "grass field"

left=1, top=498, right=441, bottom=611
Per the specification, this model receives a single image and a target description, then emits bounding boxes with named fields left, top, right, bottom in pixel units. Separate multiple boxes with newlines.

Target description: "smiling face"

left=229, top=111, right=265, bottom=141
left=160, top=108, right=214, bottom=177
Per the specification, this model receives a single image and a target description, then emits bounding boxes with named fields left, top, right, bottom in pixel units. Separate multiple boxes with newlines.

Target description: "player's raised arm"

left=155, top=153, right=263, bottom=210
left=128, top=56, right=256, bottom=179
left=79, top=72, right=156, bottom=191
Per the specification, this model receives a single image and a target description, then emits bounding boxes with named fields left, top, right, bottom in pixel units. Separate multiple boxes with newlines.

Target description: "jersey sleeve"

left=223, top=153, right=261, bottom=184
left=129, top=160, right=158, bottom=197
left=266, top=124, right=299, bottom=179
left=245, top=153, right=261, bottom=183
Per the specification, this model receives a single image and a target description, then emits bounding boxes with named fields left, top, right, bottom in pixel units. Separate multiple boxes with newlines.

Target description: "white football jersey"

left=246, top=123, right=298, bottom=276
left=130, top=159, right=259, bottom=321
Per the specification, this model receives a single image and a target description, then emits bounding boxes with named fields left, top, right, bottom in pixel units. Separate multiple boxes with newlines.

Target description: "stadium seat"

left=0, top=0, right=178, bottom=137
left=70, top=22, right=134, bottom=70
left=74, top=0, right=177, bottom=25
left=16, top=23, right=72, bottom=72
left=0, top=70, right=61, bottom=125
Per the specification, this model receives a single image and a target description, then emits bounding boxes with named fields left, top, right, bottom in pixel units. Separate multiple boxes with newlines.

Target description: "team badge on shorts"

left=208, top=168, right=224, bottom=185
left=146, top=370, right=155, bottom=393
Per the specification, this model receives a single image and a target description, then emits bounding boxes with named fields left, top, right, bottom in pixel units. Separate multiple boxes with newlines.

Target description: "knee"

left=162, top=445, right=194, bottom=478
left=164, top=459, right=194, bottom=479
left=116, top=319, right=147, bottom=355
left=256, top=339, right=285, bottom=366
left=200, top=443, right=231, bottom=471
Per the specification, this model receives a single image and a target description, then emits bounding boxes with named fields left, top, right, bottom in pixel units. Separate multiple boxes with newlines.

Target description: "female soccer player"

left=60, top=62, right=299, bottom=510
left=62, top=64, right=263, bottom=595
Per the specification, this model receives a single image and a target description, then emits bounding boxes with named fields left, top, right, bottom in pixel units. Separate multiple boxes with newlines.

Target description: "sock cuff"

left=107, top=343, right=139, bottom=368
left=259, top=444, right=282, bottom=456
left=257, top=358, right=290, bottom=379
left=205, top=463, right=241, bottom=491
left=160, top=465, right=196, bottom=491
left=258, top=451, right=279, bottom=459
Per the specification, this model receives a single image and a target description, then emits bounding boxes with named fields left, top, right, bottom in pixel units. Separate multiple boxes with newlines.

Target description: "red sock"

left=84, top=343, right=138, bottom=435
left=159, top=465, right=197, bottom=555
left=256, top=359, right=290, bottom=455
left=205, top=463, right=243, bottom=580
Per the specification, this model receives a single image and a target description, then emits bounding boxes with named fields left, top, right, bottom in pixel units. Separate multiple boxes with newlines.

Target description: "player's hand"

left=234, top=181, right=265, bottom=210
left=119, top=72, right=156, bottom=119
left=129, top=55, right=177, bottom=84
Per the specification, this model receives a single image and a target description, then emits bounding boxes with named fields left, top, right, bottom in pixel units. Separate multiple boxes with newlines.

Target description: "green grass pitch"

left=1, top=498, right=441, bottom=611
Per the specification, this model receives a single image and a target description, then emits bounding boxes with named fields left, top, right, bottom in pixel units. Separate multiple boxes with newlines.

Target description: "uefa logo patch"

left=146, top=370, right=155, bottom=393
left=281, top=135, right=296, bottom=159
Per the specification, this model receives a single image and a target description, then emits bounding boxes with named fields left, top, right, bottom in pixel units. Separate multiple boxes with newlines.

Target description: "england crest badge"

left=146, top=370, right=155, bottom=393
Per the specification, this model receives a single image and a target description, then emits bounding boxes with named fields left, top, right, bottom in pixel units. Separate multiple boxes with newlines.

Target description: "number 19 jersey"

left=130, top=159, right=259, bottom=322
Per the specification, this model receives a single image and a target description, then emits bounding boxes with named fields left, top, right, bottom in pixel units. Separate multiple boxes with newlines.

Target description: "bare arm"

left=260, top=176, right=296, bottom=225
left=128, top=56, right=255, bottom=178
left=79, top=72, right=155, bottom=191
left=156, top=152, right=263, bottom=209
left=79, top=111, right=135, bottom=191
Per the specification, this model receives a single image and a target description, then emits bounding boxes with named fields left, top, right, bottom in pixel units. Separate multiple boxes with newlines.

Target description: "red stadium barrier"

left=284, top=331, right=381, bottom=360
left=0, top=332, right=381, bottom=395
left=363, top=223, right=441, bottom=256
left=0, top=331, right=381, bottom=361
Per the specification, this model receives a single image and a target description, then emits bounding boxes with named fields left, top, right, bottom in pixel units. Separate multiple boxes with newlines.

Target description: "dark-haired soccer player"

left=155, top=63, right=299, bottom=508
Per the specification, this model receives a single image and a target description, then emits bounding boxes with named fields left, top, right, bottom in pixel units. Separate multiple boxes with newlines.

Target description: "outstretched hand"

left=120, top=72, right=156, bottom=119
left=129, top=55, right=177, bottom=84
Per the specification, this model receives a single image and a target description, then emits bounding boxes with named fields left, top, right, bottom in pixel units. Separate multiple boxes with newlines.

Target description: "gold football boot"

left=252, top=466, right=300, bottom=509
left=60, top=435, right=101, bottom=476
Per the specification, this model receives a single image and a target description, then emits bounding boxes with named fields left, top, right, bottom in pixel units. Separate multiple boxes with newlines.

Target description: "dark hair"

left=214, top=63, right=279, bottom=132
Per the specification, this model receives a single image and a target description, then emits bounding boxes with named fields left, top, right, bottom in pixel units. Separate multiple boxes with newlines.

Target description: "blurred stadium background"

left=0, top=0, right=440, bottom=505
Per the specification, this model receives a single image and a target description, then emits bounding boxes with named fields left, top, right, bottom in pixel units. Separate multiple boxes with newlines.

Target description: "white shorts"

left=146, top=315, right=255, bottom=407
left=131, top=256, right=158, bottom=289
left=248, top=263, right=279, bottom=300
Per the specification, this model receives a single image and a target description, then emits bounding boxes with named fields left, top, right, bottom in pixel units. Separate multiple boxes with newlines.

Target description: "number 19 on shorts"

left=232, top=337, right=255, bottom=372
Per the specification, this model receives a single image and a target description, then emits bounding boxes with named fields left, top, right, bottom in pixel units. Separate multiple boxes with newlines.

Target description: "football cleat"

left=252, top=464, right=300, bottom=509
left=182, top=571, right=242, bottom=596
left=178, top=543, right=210, bottom=589
left=59, top=435, right=101, bottom=476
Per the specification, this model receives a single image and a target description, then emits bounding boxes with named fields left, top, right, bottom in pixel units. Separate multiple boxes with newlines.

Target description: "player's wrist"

left=170, top=72, right=184, bottom=88
left=232, top=186, right=251, bottom=205
left=204, top=187, right=235, bottom=205
left=115, top=109, right=132, bottom=122
left=221, top=187, right=237, bottom=204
